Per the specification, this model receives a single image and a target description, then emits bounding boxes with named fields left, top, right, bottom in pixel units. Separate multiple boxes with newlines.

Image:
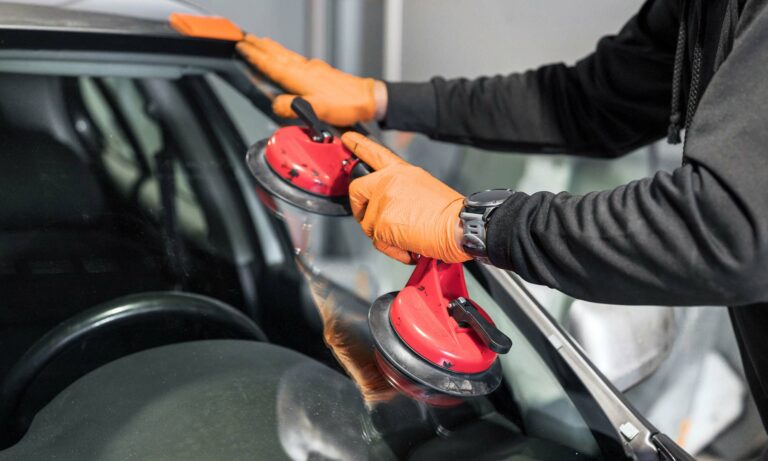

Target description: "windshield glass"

left=0, top=61, right=617, bottom=460
left=212, top=75, right=612, bottom=459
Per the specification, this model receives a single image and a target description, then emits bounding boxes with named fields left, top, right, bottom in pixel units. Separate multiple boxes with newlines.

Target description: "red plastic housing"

left=390, top=258, right=498, bottom=374
left=264, top=126, right=359, bottom=198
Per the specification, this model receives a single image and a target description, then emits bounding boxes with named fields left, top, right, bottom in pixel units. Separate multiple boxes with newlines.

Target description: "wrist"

left=448, top=201, right=471, bottom=263
left=460, top=189, right=516, bottom=264
left=455, top=217, right=465, bottom=255
left=373, top=80, right=388, bottom=122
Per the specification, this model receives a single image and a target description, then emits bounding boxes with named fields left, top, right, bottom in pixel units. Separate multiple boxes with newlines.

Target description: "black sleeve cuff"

left=485, top=193, right=529, bottom=271
left=379, top=81, right=437, bottom=134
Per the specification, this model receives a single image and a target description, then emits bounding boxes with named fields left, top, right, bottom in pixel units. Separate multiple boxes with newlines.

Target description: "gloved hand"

left=341, top=132, right=471, bottom=264
left=237, top=35, right=379, bottom=126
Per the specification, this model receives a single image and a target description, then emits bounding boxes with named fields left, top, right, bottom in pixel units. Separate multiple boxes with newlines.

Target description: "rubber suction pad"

left=368, top=293, right=503, bottom=400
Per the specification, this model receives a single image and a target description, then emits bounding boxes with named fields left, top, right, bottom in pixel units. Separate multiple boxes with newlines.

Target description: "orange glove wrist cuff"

left=360, top=77, right=377, bottom=122
left=439, top=198, right=472, bottom=264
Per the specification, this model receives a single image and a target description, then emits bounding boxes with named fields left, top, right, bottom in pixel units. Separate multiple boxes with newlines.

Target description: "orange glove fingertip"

left=374, top=240, right=414, bottom=265
left=272, top=95, right=298, bottom=119
left=341, top=133, right=405, bottom=171
left=340, top=132, right=365, bottom=157
left=235, top=41, right=254, bottom=57
left=348, top=174, right=375, bottom=223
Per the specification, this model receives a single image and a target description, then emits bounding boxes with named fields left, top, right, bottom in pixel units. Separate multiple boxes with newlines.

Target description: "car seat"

left=0, top=130, right=172, bottom=377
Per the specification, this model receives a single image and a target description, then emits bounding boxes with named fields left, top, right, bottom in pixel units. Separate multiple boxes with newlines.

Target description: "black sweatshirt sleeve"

left=382, top=0, right=680, bottom=157
left=487, top=3, right=768, bottom=307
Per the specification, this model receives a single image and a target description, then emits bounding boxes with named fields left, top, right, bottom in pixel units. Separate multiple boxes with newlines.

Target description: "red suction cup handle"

left=292, top=97, right=373, bottom=177
left=291, top=97, right=334, bottom=143
left=262, top=98, right=375, bottom=198
left=390, top=257, right=511, bottom=374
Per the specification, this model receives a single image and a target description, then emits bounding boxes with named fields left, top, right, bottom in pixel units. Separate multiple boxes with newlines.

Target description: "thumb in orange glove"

left=341, top=132, right=471, bottom=264
left=236, top=35, right=384, bottom=126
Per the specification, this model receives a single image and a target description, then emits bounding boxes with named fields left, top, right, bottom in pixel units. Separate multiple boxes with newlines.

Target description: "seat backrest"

left=0, top=129, right=171, bottom=378
left=0, top=131, right=105, bottom=231
left=0, top=73, right=85, bottom=159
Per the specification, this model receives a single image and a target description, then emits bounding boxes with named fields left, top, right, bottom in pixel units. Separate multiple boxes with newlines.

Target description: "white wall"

left=189, top=0, right=644, bottom=82
left=400, top=0, right=644, bottom=80
left=192, top=0, right=307, bottom=55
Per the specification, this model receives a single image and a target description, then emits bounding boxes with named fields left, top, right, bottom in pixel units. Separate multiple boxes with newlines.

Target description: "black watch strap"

left=460, top=189, right=515, bottom=264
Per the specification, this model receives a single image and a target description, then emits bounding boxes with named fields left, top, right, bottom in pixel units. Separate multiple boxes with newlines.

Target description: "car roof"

left=0, top=1, right=243, bottom=58
left=0, top=0, right=207, bottom=36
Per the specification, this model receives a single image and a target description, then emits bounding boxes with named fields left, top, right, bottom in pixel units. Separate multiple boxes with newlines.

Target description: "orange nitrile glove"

left=236, top=35, right=377, bottom=126
left=341, top=132, right=471, bottom=265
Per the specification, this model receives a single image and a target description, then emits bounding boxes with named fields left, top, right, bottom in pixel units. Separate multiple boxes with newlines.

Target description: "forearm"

left=379, top=74, right=571, bottom=154
left=485, top=164, right=768, bottom=307
left=379, top=0, right=678, bottom=156
left=379, top=59, right=672, bottom=156
left=485, top=0, right=768, bottom=307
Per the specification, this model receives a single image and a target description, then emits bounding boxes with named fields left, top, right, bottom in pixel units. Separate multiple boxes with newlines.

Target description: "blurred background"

left=196, top=1, right=767, bottom=458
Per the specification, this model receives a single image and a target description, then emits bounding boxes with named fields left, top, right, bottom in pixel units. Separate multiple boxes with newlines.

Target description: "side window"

left=79, top=76, right=208, bottom=245
left=79, top=77, right=141, bottom=196
left=204, top=74, right=278, bottom=146
left=463, top=269, right=602, bottom=457
left=203, top=73, right=285, bottom=266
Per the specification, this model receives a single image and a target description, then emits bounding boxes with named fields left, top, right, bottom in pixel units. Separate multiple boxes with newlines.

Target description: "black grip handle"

left=289, top=98, right=376, bottom=177
left=350, top=160, right=373, bottom=180
left=291, top=97, right=333, bottom=143
left=448, top=297, right=512, bottom=354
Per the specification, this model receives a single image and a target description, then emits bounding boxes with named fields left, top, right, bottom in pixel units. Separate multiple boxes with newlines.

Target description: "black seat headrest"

left=0, top=132, right=104, bottom=230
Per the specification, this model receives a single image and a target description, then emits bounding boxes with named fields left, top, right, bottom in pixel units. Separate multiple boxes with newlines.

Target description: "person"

left=237, top=0, right=768, bottom=440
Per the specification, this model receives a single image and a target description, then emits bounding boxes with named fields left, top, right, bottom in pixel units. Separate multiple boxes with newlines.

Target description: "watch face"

left=466, top=189, right=515, bottom=207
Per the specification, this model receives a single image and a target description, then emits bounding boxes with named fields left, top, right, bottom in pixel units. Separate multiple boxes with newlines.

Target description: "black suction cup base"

left=368, top=293, right=503, bottom=398
left=246, top=140, right=352, bottom=217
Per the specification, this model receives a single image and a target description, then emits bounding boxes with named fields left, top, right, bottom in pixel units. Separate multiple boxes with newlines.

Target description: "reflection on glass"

left=216, top=74, right=609, bottom=459
left=263, top=200, right=600, bottom=460
left=297, top=255, right=398, bottom=405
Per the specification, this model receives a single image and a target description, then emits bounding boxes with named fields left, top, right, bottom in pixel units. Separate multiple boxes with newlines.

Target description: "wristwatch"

left=459, top=189, right=516, bottom=264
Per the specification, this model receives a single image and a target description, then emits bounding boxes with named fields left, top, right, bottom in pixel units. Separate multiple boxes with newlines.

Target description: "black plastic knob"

left=448, top=297, right=512, bottom=354
left=291, top=97, right=333, bottom=143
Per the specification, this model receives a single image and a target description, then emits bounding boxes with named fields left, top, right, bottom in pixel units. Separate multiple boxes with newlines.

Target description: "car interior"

left=0, top=69, right=275, bottom=436
left=0, top=75, right=167, bottom=363
left=0, top=66, right=616, bottom=460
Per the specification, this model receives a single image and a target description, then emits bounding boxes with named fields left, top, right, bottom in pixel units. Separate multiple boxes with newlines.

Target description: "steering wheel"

left=0, top=291, right=267, bottom=448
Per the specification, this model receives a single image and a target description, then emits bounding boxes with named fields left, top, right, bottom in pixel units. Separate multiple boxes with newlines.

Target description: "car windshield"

left=209, top=74, right=620, bottom=458
left=0, top=57, right=629, bottom=460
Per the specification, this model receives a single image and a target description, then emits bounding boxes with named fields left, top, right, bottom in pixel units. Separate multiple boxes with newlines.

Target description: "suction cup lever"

left=290, top=97, right=373, bottom=176
left=291, top=97, right=333, bottom=143
left=350, top=159, right=373, bottom=180
left=448, top=297, right=512, bottom=354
